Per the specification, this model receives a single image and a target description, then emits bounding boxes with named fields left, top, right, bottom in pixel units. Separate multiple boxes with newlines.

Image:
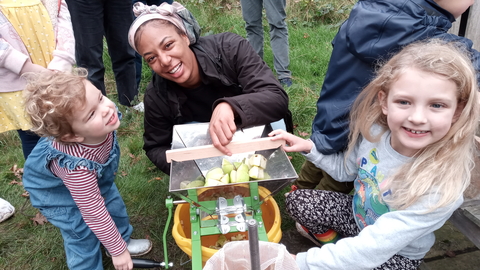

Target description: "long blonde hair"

left=347, top=39, right=479, bottom=210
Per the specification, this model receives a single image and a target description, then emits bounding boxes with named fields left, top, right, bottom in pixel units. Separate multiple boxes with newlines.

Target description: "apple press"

left=157, top=123, right=297, bottom=270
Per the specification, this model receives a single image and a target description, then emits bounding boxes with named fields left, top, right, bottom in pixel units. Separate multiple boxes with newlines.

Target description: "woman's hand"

left=269, top=130, right=314, bottom=153
left=209, top=102, right=236, bottom=155
left=112, top=249, right=133, bottom=270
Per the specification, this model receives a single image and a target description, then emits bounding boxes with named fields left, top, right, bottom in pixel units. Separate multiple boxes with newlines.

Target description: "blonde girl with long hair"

left=270, top=39, right=479, bottom=270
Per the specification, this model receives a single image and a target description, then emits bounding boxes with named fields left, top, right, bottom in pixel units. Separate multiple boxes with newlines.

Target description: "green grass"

left=0, top=0, right=352, bottom=269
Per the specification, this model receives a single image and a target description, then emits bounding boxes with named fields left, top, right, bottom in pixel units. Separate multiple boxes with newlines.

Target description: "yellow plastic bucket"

left=172, top=186, right=282, bottom=265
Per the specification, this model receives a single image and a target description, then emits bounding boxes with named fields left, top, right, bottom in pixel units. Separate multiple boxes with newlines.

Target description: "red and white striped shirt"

left=50, top=132, right=127, bottom=256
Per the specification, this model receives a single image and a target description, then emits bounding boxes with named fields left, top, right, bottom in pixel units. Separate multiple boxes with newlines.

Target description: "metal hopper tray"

left=167, top=123, right=298, bottom=200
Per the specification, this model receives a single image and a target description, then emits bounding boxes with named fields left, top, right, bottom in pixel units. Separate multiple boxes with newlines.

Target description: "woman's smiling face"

left=136, top=22, right=201, bottom=89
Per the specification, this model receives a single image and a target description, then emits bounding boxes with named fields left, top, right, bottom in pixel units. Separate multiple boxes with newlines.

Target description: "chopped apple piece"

left=205, top=167, right=224, bottom=180
left=180, top=181, right=191, bottom=189
left=230, top=170, right=237, bottom=183
left=186, top=179, right=205, bottom=188
left=237, top=170, right=250, bottom=182
left=249, top=166, right=264, bottom=180
left=220, top=173, right=230, bottom=184
left=248, top=154, right=267, bottom=169
left=205, top=178, right=223, bottom=187
left=222, top=158, right=234, bottom=174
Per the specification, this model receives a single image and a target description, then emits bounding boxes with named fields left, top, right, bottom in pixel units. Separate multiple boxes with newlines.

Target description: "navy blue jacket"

left=312, top=0, right=480, bottom=154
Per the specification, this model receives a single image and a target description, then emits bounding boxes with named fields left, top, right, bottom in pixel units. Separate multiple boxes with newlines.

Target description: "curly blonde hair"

left=347, top=39, right=480, bottom=211
left=23, top=68, right=88, bottom=142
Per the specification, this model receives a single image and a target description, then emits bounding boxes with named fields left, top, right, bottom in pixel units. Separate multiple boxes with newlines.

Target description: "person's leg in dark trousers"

left=240, top=0, right=265, bottom=58
left=66, top=0, right=137, bottom=107
left=104, top=0, right=137, bottom=106
left=17, top=130, right=40, bottom=159
left=294, top=160, right=354, bottom=192
left=65, top=0, right=106, bottom=95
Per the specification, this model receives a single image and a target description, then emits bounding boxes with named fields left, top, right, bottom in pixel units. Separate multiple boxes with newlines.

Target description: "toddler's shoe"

left=296, top=222, right=339, bottom=247
left=106, top=239, right=152, bottom=257
left=0, top=198, right=15, bottom=223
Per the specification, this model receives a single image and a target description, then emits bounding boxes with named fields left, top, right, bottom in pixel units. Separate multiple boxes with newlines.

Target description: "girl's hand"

left=209, top=102, right=237, bottom=156
left=112, top=249, right=133, bottom=270
left=269, top=129, right=314, bottom=153
left=20, top=60, right=49, bottom=75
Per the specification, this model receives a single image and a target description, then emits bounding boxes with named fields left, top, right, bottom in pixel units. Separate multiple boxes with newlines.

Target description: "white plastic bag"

left=203, top=241, right=299, bottom=270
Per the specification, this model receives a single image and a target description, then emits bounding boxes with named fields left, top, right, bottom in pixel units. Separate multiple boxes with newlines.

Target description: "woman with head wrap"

left=128, top=2, right=292, bottom=175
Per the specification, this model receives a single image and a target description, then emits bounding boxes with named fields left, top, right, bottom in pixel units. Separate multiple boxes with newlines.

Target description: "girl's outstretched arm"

left=269, top=130, right=313, bottom=153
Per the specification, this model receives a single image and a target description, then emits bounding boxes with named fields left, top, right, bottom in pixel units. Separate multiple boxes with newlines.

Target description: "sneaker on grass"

left=132, top=101, right=145, bottom=112
left=279, top=78, right=293, bottom=87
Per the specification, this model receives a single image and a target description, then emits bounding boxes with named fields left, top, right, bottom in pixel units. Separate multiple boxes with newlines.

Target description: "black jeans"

left=17, top=130, right=40, bottom=159
left=66, top=0, right=137, bottom=106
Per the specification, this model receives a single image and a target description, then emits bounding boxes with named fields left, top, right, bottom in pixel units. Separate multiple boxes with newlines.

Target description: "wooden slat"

left=449, top=2, right=480, bottom=50
left=448, top=18, right=460, bottom=36
left=465, top=3, right=480, bottom=50
left=449, top=209, right=480, bottom=249
left=165, top=137, right=285, bottom=163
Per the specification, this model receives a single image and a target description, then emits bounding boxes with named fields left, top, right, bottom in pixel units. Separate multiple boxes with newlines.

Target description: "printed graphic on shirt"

left=353, top=148, right=390, bottom=230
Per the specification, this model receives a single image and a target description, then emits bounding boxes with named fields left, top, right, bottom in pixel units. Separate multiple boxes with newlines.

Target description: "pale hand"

left=209, top=102, right=236, bottom=155
left=112, top=249, right=133, bottom=270
left=20, top=60, right=49, bottom=75
left=268, top=129, right=313, bottom=153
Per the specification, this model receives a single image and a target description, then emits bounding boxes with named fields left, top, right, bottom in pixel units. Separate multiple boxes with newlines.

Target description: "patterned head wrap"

left=128, top=1, right=201, bottom=52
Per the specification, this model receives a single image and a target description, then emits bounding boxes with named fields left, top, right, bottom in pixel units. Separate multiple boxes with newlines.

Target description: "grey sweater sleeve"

left=303, top=141, right=359, bottom=182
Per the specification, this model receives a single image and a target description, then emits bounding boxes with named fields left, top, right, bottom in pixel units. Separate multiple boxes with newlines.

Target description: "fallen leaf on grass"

left=9, top=180, right=23, bottom=186
left=121, top=171, right=128, bottom=177
left=128, top=153, right=141, bottom=165
left=303, top=33, right=310, bottom=39
left=10, top=164, right=24, bottom=180
left=445, top=250, right=456, bottom=258
left=147, top=177, right=162, bottom=183
left=298, top=131, right=310, bottom=137
left=21, top=190, right=29, bottom=197
left=31, top=212, right=48, bottom=225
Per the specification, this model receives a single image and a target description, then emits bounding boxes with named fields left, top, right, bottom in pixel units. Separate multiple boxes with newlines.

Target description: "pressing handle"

left=165, top=137, right=285, bottom=163
left=132, top=258, right=162, bottom=268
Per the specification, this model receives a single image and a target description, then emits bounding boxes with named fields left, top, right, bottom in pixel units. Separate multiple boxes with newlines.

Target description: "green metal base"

left=189, top=182, right=268, bottom=270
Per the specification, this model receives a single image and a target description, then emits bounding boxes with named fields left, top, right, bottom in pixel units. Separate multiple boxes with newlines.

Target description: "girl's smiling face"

left=379, top=67, right=460, bottom=157
left=65, top=81, right=120, bottom=144
left=136, top=23, right=201, bottom=89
